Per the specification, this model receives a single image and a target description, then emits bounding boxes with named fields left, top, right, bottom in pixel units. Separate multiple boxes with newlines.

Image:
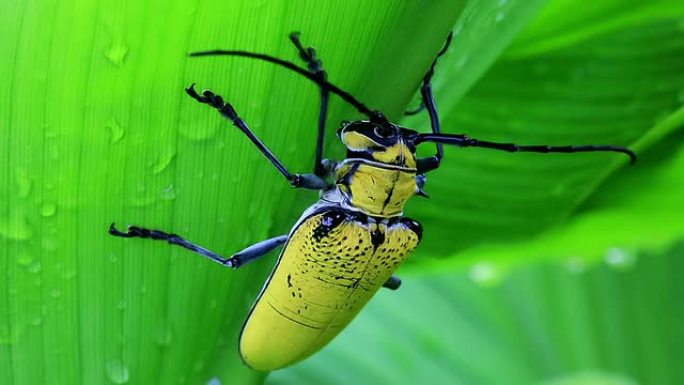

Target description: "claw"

left=109, top=223, right=134, bottom=238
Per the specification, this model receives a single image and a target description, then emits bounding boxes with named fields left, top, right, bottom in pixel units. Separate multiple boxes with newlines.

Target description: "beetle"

left=109, top=32, right=636, bottom=371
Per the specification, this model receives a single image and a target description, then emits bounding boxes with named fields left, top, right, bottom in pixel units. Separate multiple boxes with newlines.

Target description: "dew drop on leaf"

left=27, top=260, right=42, bottom=274
left=106, top=360, right=130, bottom=384
left=50, top=288, right=61, bottom=298
left=153, top=323, right=174, bottom=348
left=468, top=261, right=501, bottom=286
left=41, top=202, right=57, bottom=217
left=151, top=148, right=176, bottom=174
left=161, top=184, right=177, bottom=201
left=604, top=247, right=637, bottom=270
left=107, top=119, right=126, bottom=144
left=15, top=168, right=31, bottom=198
left=16, top=253, right=34, bottom=266
left=105, top=38, right=129, bottom=67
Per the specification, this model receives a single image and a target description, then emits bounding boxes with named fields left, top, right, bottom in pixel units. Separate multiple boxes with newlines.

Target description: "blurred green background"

left=1, top=0, right=683, bottom=384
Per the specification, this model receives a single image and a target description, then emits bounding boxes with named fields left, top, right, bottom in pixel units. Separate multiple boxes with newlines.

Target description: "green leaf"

left=0, top=1, right=464, bottom=384
left=404, top=4, right=684, bottom=260
left=269, top=242, right=684, bottom=385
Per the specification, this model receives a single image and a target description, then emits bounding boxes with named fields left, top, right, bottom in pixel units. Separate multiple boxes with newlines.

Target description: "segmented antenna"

left=189, top=49, right=389, bottom=125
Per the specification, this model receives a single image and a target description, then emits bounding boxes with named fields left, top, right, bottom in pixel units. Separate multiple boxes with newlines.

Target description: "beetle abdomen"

left=239, top=208, right=421, bottom=371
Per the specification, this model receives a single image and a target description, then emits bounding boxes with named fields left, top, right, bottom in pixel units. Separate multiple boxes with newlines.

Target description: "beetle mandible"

left=110, top=32, right=636, bottom=371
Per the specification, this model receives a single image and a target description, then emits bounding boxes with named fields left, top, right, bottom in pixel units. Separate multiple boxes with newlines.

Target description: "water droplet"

left=468, top=261, right=500, bottom=286
left=117, top=299, right=127, bottom=310
left=105, top=39, right=129, bottom=67
left=50, top=288, right=61, bottom=298
left=0, top=207, right=33, bottom=241
left=107, top=119, right=125, bottom=144
left=61, top=268, right=77, bottom=280
left=161, top=184, right=176, bottom=201
left=15, top=168, right=32, bottom=198
left=41, top=202, right=57, bottom=217
left=497, top=0, right=507, bottom=5
left=27, top=260, right=42, bottom=274
left=605, top=248, right=637, bottom=270
left=151, top=148, right=176, bottom=174
left=153, top=324, right=174, bottom=347
left=17, top=253, right=34, bottom=266
left=31, top=317, right=43, bottom=326
left=106, top=360, right=130, bottom=384
left=494, top=12, right=505, bottom=23
left=207, top=378, right=221, bottom=385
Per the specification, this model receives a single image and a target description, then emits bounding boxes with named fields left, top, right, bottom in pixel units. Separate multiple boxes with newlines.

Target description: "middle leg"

left=186, top=84, right=330, bottom=190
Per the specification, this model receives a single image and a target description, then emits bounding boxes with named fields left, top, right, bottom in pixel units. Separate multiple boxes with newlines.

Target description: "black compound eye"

left=374, top=125, right=391, bottom=138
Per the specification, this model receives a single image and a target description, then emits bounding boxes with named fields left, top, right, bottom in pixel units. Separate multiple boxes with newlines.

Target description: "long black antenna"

left=415, top=133, right=637, bottom=163
left=189, top=49, right=389, bottom=125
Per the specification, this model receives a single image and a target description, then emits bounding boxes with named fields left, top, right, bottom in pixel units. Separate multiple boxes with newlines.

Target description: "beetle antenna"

left=415, top=133, right=637, bottom=163
left=189, top=49, right=389, bottom=125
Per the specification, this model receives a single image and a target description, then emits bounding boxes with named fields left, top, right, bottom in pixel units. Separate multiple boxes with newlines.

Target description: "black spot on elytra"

left=287, top=274, right=293, bottom=288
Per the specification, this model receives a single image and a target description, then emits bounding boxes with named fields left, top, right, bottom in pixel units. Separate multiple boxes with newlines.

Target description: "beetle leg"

left=109, top=223, right=287, bottom=268
left=186, top=84, right=331, bottom=190
left=225, top=235, right=288, bottom=268
left=382, top=275, right=401, bottom=290
left=415, top=32, right=453, bottom=174
left=289, top=32, right=330, bottom=177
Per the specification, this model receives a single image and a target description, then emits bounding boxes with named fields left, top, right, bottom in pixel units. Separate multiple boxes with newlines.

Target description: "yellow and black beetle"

left=110, top=32, right=636, bottom=371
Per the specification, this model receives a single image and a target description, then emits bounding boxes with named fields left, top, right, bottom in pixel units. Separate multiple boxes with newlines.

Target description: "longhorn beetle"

left=110, top=32, right=636, bottom=371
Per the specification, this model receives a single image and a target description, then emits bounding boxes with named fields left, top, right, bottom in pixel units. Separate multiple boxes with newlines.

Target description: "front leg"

left=186, top=84, right=330, bottom=190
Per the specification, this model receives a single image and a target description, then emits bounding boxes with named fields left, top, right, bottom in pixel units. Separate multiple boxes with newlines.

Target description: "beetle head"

left=338, top=120, right=419, bottom=167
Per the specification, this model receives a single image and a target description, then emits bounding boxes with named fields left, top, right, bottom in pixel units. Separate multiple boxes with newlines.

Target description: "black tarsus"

left=109, top=223, right=236, bottom=266
left=186, top=84, right=330, bottom=189
left=415, top=133, right=637, bottom=164
left=289, top=32, right=330, bottom=177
